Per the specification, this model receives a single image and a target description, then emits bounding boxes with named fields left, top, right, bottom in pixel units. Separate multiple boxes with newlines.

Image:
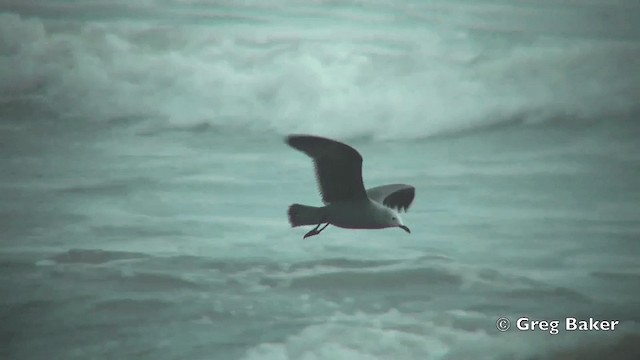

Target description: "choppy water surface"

left=1, top=1, right=639, bottom=359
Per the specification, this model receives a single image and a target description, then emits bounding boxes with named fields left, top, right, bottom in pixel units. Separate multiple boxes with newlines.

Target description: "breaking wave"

left=2, top=7, right=639, bottom=140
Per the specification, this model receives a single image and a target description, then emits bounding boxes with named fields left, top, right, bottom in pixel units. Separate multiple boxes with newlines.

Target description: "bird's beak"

left=399, top=225, right=411, bottom=233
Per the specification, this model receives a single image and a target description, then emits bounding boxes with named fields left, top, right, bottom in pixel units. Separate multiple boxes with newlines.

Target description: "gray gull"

left=286, top=135, right=415, bottom=239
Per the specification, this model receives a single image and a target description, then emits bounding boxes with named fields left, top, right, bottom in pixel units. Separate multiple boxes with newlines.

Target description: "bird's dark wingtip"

left=284, top=134, right=295, bottom=146
left=382, top=186, right=415, bottom=213
left=286, top=134, right=337, bottom=144
left=285, top=134, right=312, bottom=149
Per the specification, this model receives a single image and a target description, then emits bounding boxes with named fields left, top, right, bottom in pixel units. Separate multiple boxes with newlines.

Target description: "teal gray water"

left=1, top=1, right=639, bottom=359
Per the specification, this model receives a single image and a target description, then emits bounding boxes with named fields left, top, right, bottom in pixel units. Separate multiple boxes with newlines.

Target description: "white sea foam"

left=1, top=1, right=638, bottom=139
left=242, top=309, right=639, bottom=360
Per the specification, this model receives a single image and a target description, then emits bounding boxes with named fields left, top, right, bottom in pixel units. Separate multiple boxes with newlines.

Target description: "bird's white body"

left=324, top=200, right=404, bottom=230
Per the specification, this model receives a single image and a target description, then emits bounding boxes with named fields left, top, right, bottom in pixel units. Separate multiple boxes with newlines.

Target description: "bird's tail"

left=288, top=204, right=323, bottom=227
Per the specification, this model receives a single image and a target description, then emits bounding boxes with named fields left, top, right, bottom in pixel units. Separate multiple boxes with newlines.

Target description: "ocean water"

left=1, top=1, right=640, bottom=359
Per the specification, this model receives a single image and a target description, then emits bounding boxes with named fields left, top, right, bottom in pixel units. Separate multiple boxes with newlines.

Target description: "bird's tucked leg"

left=303, top=220, right=329, bottom=239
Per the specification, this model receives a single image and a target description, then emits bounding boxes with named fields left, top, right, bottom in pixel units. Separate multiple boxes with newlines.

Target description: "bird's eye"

left=391, top=217, right=396, bottom=221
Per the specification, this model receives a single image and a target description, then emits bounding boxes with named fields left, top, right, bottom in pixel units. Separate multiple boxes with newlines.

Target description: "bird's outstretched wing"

left=367, top=184, right=415, bottom=212
left=286, top=135, right=368, bottom=204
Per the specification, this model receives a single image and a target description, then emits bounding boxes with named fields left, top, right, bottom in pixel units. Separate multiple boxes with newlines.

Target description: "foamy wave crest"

left=2, top=10, right=638, bottom=138
left=241, top=309, right=640, bottom=360
left=48, top=248, right=147, bottom=264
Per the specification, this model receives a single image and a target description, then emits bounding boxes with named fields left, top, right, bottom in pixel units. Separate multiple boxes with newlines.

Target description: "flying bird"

left=286, top=134, right=415, bottom=239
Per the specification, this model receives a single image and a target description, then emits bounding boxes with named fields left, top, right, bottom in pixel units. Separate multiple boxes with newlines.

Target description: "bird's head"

left=381, top=208, right=410, bottom=234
